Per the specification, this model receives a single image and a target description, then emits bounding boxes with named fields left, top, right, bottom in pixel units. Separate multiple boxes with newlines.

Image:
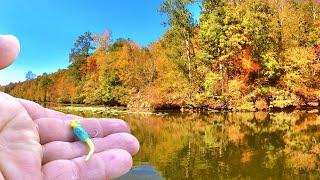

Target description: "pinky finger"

left=42, top=149, right=132, bottom=180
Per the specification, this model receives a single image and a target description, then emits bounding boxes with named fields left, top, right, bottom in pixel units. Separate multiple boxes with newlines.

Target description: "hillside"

left=2, top=0, right=320, bottom=111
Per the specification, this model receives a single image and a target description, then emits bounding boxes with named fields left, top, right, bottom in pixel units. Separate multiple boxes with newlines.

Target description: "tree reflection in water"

left=118, top=164, right=162, bottom=180
left=56, top=108, right=320, bottom=179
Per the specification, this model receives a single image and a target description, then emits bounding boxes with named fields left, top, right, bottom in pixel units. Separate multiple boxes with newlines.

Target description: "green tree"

left=25, top=71, right=37, bottom=80
left=38, top=73, right=53, bottom=102
left=69, top=32, right=95, bottom=81
left=160, top=0, right=196, bottom=82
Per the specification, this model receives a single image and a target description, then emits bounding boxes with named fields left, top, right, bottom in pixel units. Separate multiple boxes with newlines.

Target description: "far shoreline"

left=38, top=101, right=320, bottom=114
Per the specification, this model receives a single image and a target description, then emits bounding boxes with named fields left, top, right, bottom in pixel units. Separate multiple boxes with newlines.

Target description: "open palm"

left=0, top=92, right=139, bottom=180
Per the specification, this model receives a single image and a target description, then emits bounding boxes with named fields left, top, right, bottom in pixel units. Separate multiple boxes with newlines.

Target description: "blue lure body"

left=73, top=124, right=90, bottom=142
left=70, top=120, right=95, bottom=161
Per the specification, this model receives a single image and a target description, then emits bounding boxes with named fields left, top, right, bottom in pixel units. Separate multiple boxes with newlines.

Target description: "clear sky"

left=0, top=0, right=201, bottom=85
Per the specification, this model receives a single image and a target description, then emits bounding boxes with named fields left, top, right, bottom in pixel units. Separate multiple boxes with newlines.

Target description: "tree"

left=298, top=0, right=320, bottom=46
left=69, top=32, right=95, bottom=81
left=39, top=73, right=53, bottom=102
left=4, top=0, right=320, bottom=110
left=160, top=0, right=196, bottom=82
left=198, top=0, right=279, bottom=92
left=92, top=30, right=112, bottom=51
left=25, top=71, right=37, bottom=80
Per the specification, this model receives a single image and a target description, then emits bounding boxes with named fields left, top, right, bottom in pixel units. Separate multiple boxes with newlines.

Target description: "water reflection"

left=54, top=108, right=320, bottom=179
left=118, top=164, right=163, bottom=180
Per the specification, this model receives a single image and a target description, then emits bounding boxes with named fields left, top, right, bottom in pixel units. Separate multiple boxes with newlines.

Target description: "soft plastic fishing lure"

left=70, top=120, right=94, bottom=161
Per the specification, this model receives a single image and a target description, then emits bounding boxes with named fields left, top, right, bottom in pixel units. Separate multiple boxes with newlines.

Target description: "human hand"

left=0, top=35, right=140, bottom=180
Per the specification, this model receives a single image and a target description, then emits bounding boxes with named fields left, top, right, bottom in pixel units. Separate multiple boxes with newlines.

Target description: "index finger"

left=17, top=98, right=80, bottom=120
left=36, top=117, right=131, bottom=144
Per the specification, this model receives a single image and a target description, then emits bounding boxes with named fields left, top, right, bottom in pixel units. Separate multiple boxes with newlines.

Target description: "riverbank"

left=50, top=103, right=320, bottom=116
left=52, top=106, right=170, bottom=117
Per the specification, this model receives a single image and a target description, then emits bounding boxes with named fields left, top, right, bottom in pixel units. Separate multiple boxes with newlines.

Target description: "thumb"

left=0, top=34, right=20, bottom=70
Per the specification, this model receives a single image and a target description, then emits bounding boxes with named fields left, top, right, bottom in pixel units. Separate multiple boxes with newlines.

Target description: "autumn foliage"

left=2, top=0, right=320, bottom=111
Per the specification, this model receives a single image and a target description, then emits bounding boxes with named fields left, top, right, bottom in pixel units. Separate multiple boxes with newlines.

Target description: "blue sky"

left=0, top=0, right=200, bottom=85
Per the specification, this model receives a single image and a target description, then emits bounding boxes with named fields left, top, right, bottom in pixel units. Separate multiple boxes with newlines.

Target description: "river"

left=53, top=106, right=320, bottom=179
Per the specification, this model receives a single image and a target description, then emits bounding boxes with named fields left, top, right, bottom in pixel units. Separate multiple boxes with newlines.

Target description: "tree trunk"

left=219, top=63, right=224, bottom=94
left=184, top=33, right=192, bottom=82
left=185, top=38, right=192, bottom=82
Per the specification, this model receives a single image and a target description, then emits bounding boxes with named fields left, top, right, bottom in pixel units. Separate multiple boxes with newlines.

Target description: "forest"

left=1, top=0, right=320, bottom=111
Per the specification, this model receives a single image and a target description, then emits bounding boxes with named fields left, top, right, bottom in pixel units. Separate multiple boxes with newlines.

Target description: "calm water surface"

left=54, top=106, right=320, bottom=179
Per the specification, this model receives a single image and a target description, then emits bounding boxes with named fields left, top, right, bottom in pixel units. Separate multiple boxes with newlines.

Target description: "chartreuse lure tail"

left=70, top=120, right=95, bottom=161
